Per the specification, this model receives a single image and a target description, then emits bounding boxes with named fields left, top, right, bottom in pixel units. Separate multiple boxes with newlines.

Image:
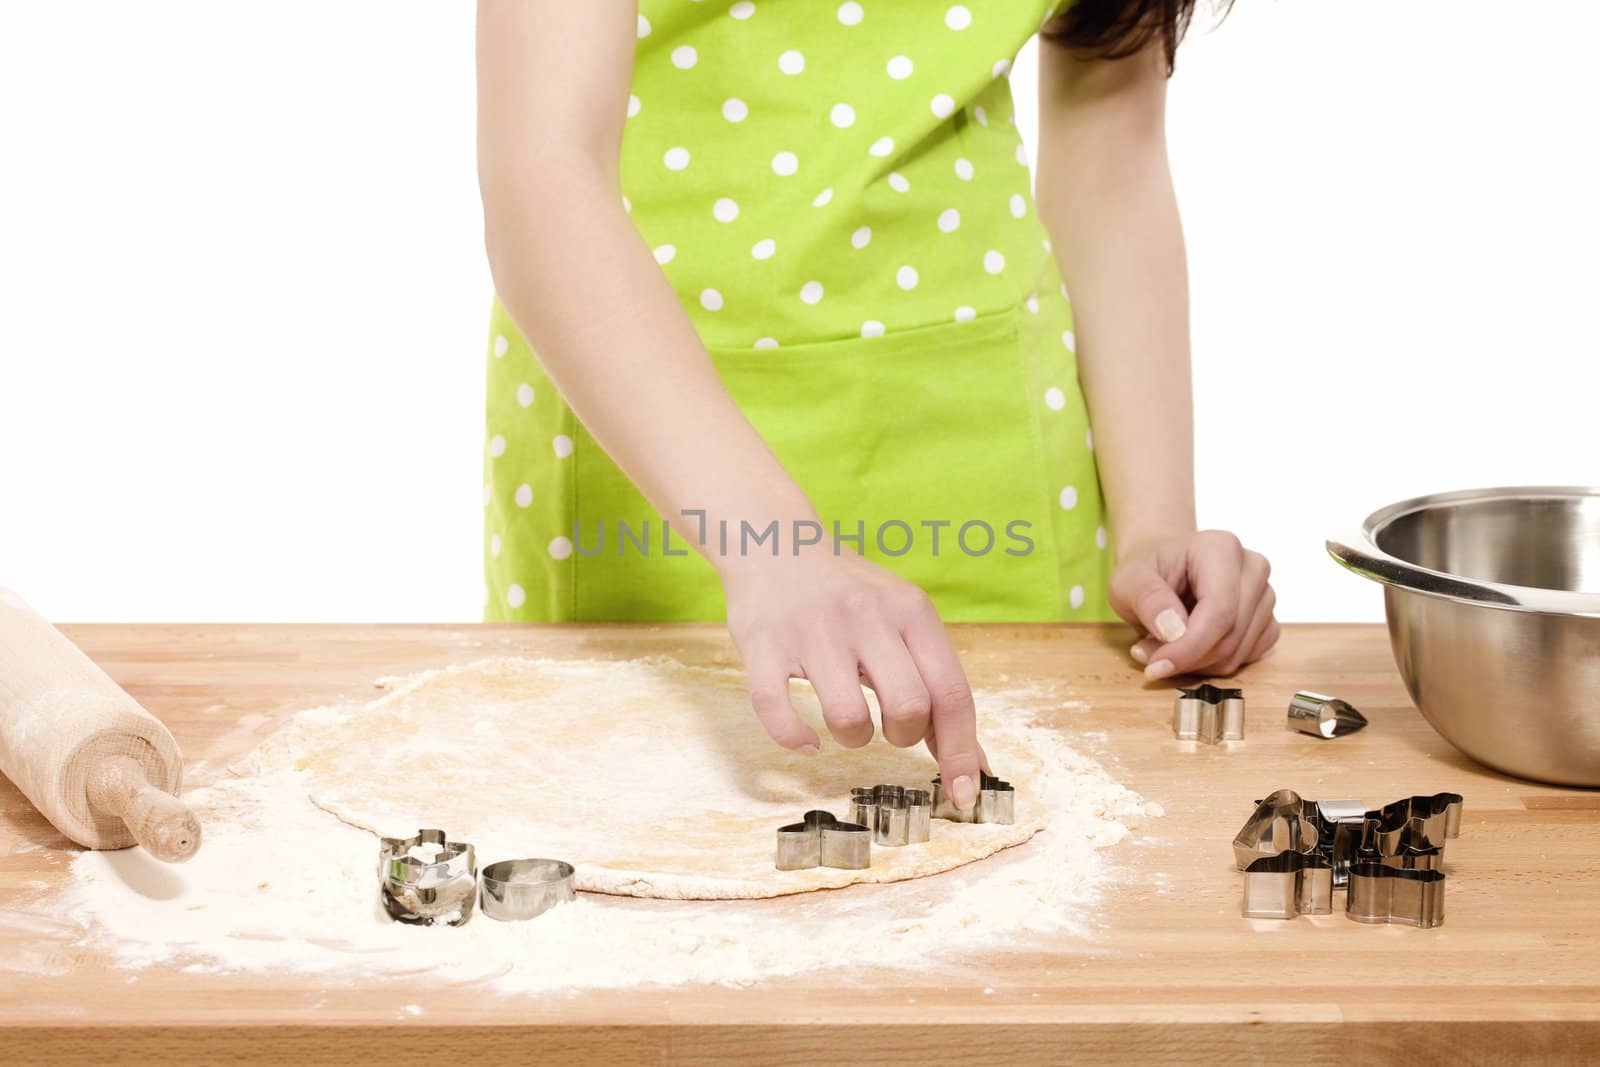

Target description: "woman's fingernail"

left=1145, top=659, right=1176, bottom=680
left=1129, top=643, right=1150, bottom=665
left=951, top=774, right=977, bottom=811
left=1155, top=609, right=1186, bottom=643
left=799, top=743, right=820, bottom=756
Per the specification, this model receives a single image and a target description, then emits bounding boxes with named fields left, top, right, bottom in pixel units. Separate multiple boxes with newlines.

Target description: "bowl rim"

left=1326, top=485, right=1600, bottom=618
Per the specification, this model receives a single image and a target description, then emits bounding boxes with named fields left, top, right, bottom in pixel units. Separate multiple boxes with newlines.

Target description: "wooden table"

left=2, top=623, right=1597, bottom=1065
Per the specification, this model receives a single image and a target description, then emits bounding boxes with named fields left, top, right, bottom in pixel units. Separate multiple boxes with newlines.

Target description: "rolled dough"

left=266, top=657, right=1049, bottom=900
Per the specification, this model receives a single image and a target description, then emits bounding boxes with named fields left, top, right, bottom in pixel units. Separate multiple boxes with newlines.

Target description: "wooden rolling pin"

left=0, top=587, right=201, bottom=862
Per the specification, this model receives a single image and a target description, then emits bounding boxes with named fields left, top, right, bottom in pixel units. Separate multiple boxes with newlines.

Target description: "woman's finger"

left=1109, top=555, right=1190, bottom=647
left=924, top=726, right=993, bottom=774
left=1193, top=550, right=1271, bottom=675
left=901, top=604, right=983, bottom=811
left=1143, top=531, right=1242, bottom=679
left=855, top=630, right=931, bottom=748
left=1216, top=584, right=1276, bottom=676
left=804, top=644, right=875, bottom=749
left=744, top=642, right=821, bottom=752
left=1250, top=616, right=1282, bottom=663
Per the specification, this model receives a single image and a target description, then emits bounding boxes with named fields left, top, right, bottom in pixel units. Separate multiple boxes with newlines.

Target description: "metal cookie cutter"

left=1287, top=691, right=1369, bottom=738
left=1174, top=684, right=1245, bottom=743
left=1242, top=851, right=1333, bottom=918
left=1312, top=799, right=1369, bottom=887
left=378, top=828, right=477, bottom=926
left=1233, top=790, right=1366, bottom=888
left=1363, top=792, right=1463, bottom=856
left=774, top=810, right=871, bottom=870
left=1346, top=861, right=1446, bottom=928
left=1232, top=789, right=1320, bottom=868
left=848, top=784, right=932, bottom=846
left=480, top=858, right=577, bottom=921
left=1234, top=790, right=1464, bottom=924
left=930, top=770, right=1015, bottom=824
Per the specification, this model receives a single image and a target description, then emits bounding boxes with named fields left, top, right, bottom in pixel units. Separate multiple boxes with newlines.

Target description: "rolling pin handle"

left=86, top=755, right=203, bottom=863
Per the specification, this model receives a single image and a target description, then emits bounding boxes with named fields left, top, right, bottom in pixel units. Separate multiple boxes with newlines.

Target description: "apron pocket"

left=571, top=307, right=1071, bottom=620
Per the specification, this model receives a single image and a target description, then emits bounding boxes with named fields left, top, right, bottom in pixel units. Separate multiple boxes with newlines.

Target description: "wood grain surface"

left=2, top=623, right=1597, bottom=1066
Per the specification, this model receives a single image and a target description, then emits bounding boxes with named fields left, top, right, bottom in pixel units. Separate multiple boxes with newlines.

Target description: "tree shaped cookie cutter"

left=1174, top=683, right=1245, bottom=743
left=774, top=810, right=871, bottom=871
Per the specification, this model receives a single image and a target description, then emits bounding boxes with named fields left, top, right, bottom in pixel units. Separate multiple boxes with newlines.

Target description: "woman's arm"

left=1036, top=37, right=1196, bottom=560
left=477, top=2, right=812, bottom=564
left=475, top=1, right=986, bottom=806
left=1035, top=33, right=1278, bottom=677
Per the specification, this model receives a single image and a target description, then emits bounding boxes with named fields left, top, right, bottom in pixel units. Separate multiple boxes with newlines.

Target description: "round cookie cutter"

left=479, top=858, right=577, bottom=921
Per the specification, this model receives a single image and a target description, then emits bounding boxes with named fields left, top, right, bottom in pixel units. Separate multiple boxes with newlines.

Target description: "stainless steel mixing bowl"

left=1328, top=486, right=1600, bottom=786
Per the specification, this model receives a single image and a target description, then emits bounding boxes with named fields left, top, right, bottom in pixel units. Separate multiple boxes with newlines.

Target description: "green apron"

left=483, top=0, right=1112, bottom=622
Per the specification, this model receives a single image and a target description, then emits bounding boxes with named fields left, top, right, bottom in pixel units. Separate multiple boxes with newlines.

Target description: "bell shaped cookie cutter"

left=930, top=770, right=1015, bottom=824
left=1174, top=684, right=1245, bottom=743
left=849, top=784, right=932, bottom=846
left=774, top=810, right=871, bottom=870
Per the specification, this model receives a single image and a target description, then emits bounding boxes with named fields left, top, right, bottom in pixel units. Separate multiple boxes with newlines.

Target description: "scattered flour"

left=21, top=674, right=1150, bottom=994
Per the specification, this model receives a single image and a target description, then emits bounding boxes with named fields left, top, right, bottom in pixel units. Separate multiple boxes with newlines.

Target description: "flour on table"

left=23, top=657, right=1151, bottom=993
left=280, top=657, right=1045, bottom=899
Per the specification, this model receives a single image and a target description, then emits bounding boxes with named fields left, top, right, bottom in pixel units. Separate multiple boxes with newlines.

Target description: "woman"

left=476, top=0, right=1273, bottom=811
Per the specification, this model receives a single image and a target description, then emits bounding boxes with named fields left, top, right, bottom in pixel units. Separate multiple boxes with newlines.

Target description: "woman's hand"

left=723, top=550, right=987, bottom=813
left=1110, top=530, right=1279, bottom=680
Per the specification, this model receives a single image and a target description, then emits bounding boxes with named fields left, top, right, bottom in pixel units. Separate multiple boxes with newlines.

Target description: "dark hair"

left=1042, top=0, right=1234, bottom=75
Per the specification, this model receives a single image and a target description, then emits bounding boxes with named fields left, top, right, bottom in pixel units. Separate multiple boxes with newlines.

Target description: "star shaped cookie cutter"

left=774, top=810, right=871, bottom=871
left=1174, top=683, right=1245, bottom=743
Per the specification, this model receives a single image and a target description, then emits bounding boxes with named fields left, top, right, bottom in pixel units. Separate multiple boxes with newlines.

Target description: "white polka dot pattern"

left=482, top=0, right=1105, bottom=623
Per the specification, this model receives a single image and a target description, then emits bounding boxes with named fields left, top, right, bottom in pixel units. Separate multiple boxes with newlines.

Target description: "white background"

left=2, top=2, right=1595, bottom=623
